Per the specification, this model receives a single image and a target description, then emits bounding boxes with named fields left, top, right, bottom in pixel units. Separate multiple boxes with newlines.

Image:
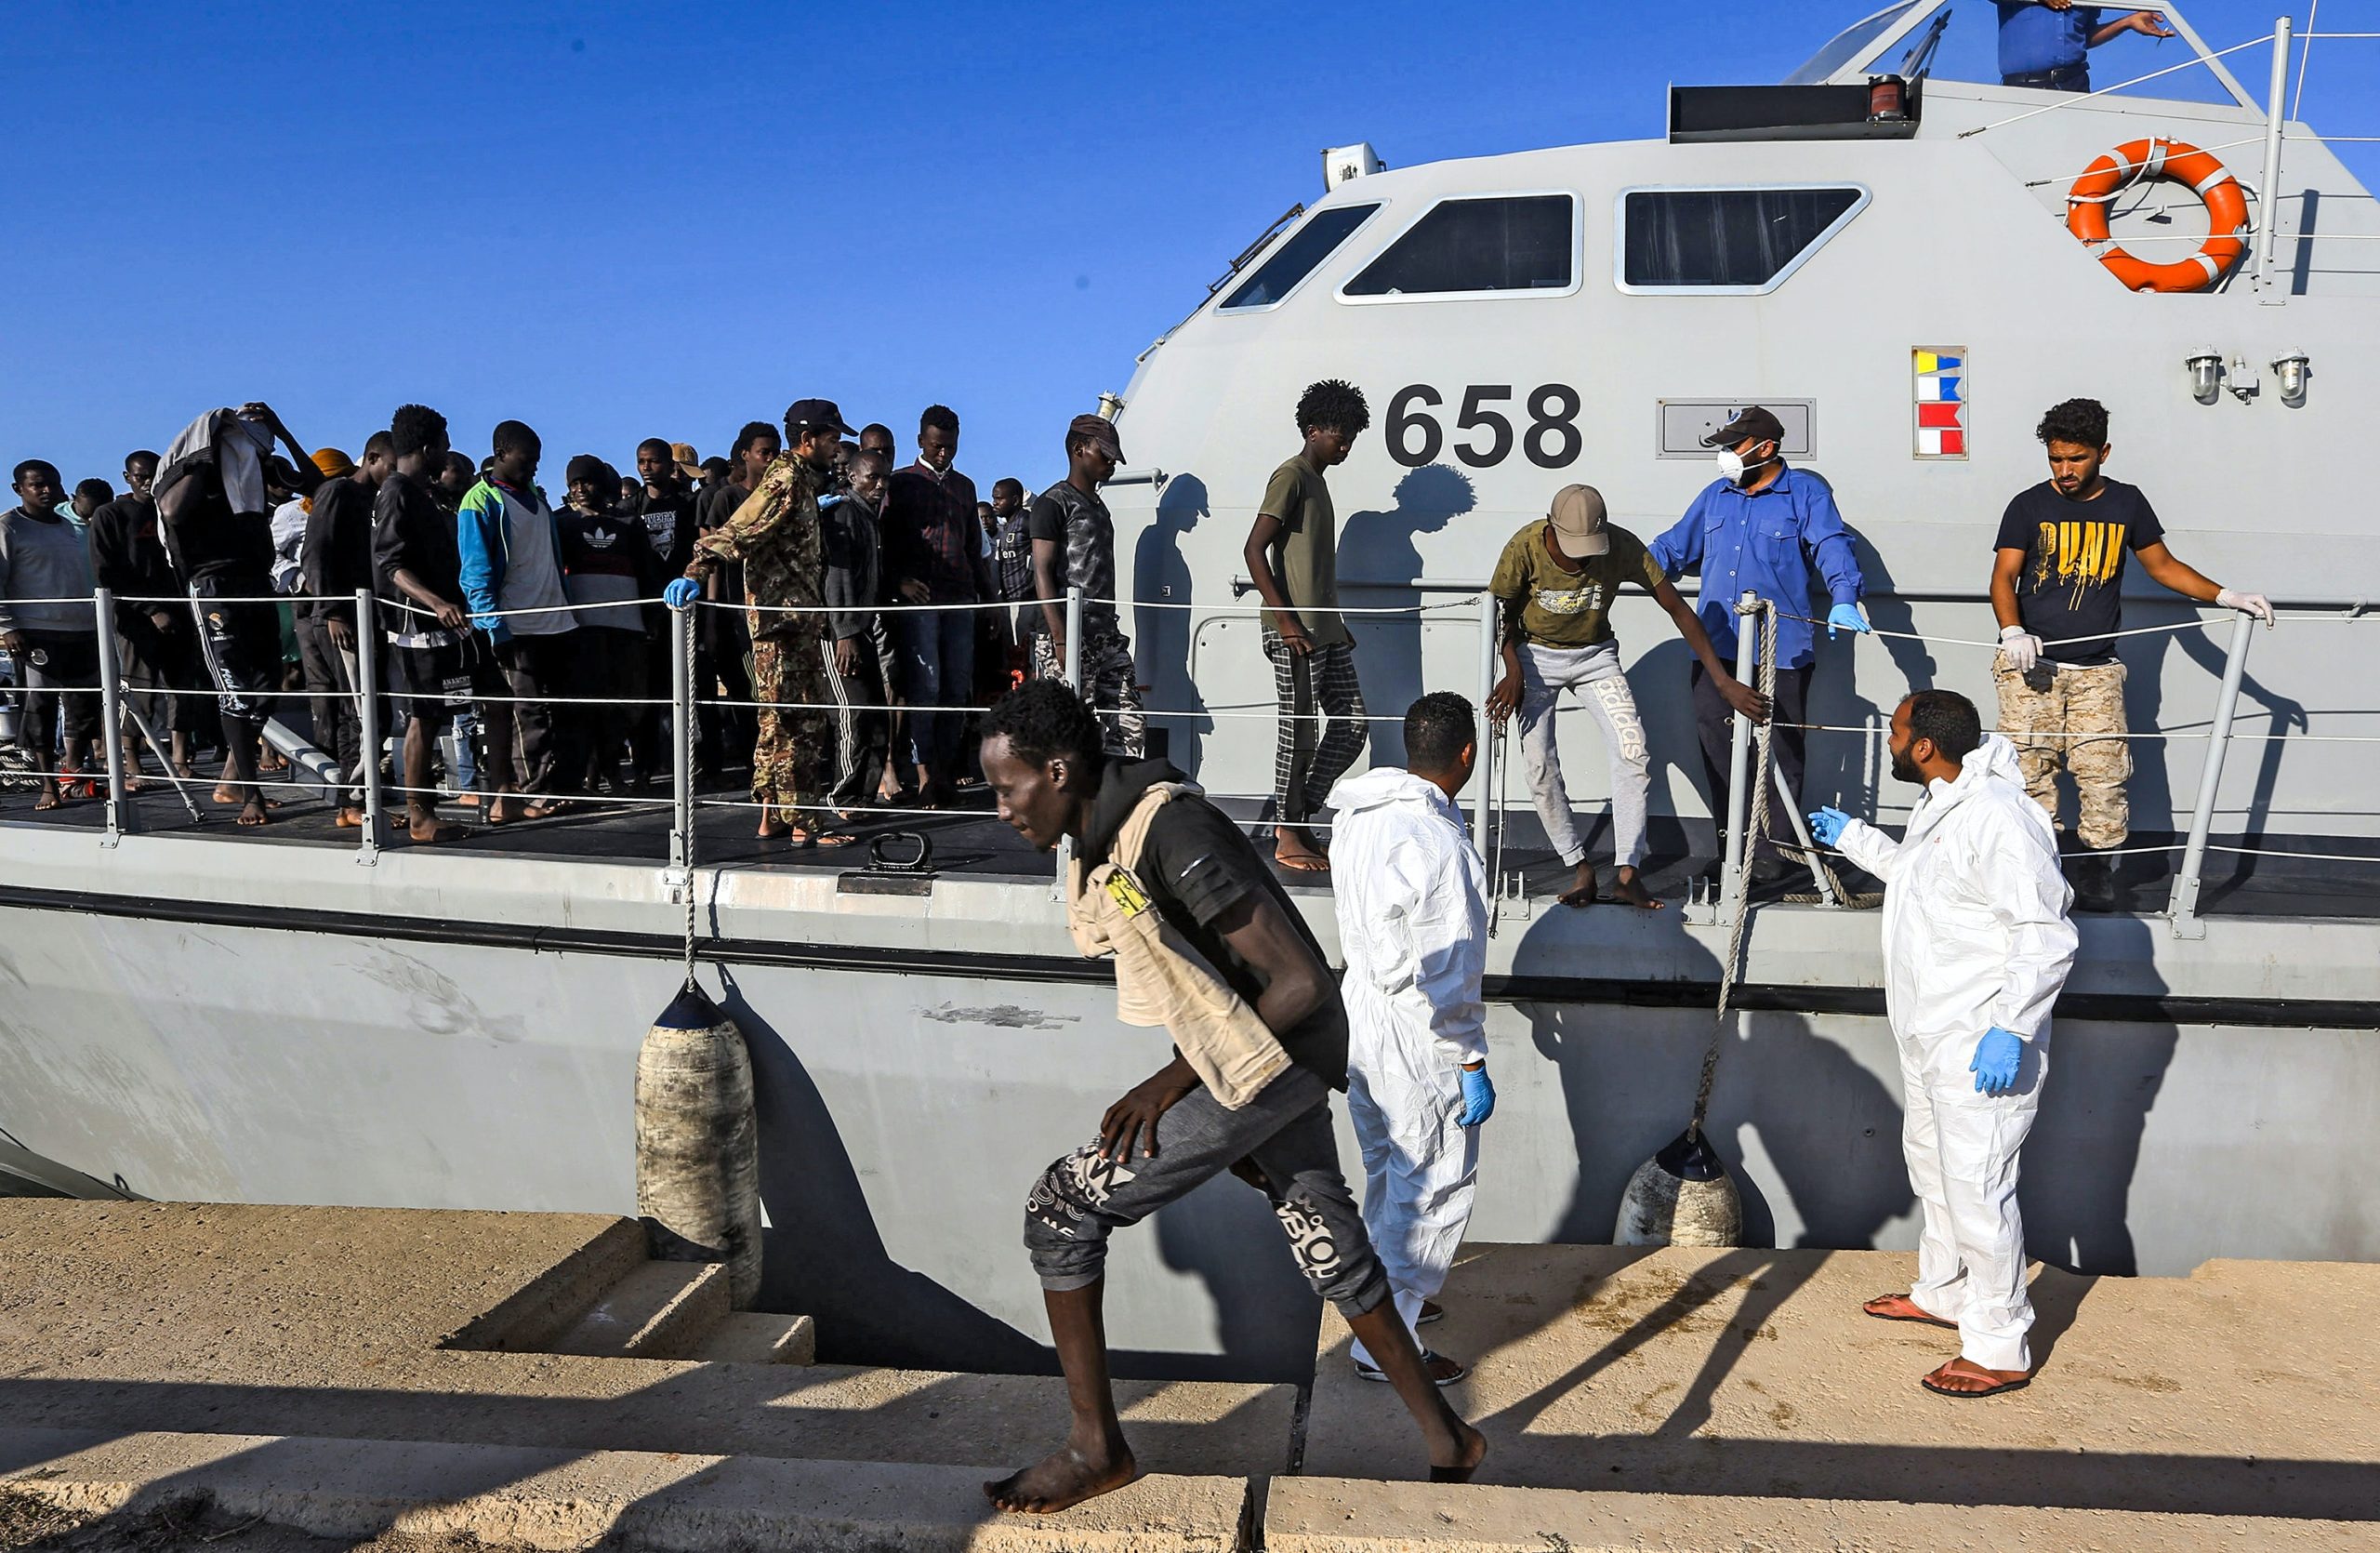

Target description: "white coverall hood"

left=1327, top=765, right=1488, bottom=1367
left=1833, top=731, right=2079, bottom=1374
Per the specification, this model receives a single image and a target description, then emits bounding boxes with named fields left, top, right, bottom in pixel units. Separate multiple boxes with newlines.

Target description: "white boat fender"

left=635, top=982, right=763, bottom=1308
left=1616, top=1124, right=1742, bottom=1248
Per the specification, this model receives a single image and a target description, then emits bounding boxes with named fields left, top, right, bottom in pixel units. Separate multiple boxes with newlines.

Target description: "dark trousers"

left=821, top=624, right=892, bottom=807
left=1692, top=657, right=1813, bottom=859
left=121, top=610, right=210, bottom=740
left=697, top=610, right=754, bottom=776
left=10, top=630, right=101, bottom=771
left=483, top=630, right=581, bottom=797
left=190, top=575, right=281, bottom=785
left=895, top=607, right=975, bottom=775
left=575, top=628, right=647, bottom=790
left=631, top=619, right=672, bottom=780
left=294, top=613, right=364, bottom=782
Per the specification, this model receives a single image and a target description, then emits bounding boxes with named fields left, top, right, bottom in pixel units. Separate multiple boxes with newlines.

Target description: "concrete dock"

left=3, top=1202, right=2375, bottom=1549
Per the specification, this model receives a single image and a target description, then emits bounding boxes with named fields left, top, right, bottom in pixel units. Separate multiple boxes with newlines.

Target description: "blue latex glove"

left=662, top=577, right=702, bottom=610
left=1808, top=806, right=1850, bottom=846
left=1970, top=1028, right=2024, bottom=1096
left=1455, top=1064, right=1496, bottom=1127
left=1827, top=602, right=1871, bottom=639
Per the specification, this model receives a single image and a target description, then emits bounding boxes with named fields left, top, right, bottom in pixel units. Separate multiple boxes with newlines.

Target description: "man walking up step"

left=977, top=678, right=1484, bottom=1514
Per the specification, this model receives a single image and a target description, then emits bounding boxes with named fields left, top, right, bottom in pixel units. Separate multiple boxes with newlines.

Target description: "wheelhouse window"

left=1342, top=194, right=1576, bottom=299
left=1619, top=186, right=1869, bottom=294
left=1220, top=204, right=1381, bottom=310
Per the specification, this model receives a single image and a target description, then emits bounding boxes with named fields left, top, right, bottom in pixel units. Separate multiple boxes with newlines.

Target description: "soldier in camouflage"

left=675, top=399, right=857, bottom=845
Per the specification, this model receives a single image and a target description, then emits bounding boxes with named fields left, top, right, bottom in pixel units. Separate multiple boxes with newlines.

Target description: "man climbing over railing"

left=1649, top=405, right=1869, bottom=887
left=1810, top=690, right=2076, bottom=1399
left=667, top=398, right=855, bottom=846
left=1487, top=483, right=1769, bottom=909
left=978, top=678, right=1485, bottom=1513
left=1990, top=397, right=2269, bottom=907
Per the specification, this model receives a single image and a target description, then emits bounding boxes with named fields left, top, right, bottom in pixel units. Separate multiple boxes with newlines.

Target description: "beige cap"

left=1548, top=483, right=1610, bottom=558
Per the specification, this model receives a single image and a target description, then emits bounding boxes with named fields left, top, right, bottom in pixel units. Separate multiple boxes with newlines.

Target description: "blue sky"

left=5, top=1, right=2370, bottom=495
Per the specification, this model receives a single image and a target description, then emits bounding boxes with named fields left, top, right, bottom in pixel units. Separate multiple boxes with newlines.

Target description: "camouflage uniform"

left=688, top=456, right=832, bottom=816
left=1992, top=658, right=2131, bottom=849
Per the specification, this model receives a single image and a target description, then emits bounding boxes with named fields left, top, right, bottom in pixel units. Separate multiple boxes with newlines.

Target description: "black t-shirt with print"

left=1993, top=478, right=2165, bottom=665
left=639, top=488, right=699, bottom=579
left=1085, top=759, right=1350, bottom=1090
left=1025, top=481, right=1118, bottom=637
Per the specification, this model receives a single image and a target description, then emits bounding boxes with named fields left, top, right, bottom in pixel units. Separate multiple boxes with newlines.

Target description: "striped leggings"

left=1265, top=636, right=1366, bottom=829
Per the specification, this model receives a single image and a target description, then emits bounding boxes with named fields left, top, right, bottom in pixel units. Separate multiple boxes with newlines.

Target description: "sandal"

left=1864, top=1294, right=1957, bottom=1330
left=1922, top=1358, right=2031, bottom=1399
left=1355, top=1348, right=1467, bottom=1387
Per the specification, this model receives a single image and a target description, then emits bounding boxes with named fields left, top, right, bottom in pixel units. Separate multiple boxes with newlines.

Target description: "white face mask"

left=1715, top=442, right=1775, bottom=484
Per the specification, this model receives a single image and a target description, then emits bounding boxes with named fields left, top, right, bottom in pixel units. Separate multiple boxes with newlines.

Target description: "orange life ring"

left=2066, top=137, right=2249, bottom=293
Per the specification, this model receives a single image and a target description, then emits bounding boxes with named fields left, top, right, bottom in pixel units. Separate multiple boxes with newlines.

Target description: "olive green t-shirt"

left=1488, top=519, right=1665, bottom=649
left=1257, top=454, right=1351, bottom=649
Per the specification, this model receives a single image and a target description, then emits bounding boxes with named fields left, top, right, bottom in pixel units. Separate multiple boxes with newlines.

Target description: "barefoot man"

left=1809, top=690, right=2077, bottom=1398
left=979, top=679, right=1485, bottom=1512
left=1485, top=484, right=1767, bottom=909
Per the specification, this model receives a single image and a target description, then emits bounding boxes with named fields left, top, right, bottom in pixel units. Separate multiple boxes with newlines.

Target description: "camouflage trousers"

left=749, top=634, right=833, bottom=815
left=1993, top=657, right=2131, bottom=849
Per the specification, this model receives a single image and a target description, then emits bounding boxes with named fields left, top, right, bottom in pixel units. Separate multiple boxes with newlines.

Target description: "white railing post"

left=1717, top=591, right=1761, bottom=924
left=2255, top=15, right=2292, bottom=295
left=353, top=589, right=385, bottom=865
left=1474, top=591, right=1499, bottom=849
left=2168, top=610, right=2257, bottom=938
left=669, top=603, right=694, bottom=874
left=91, top=591, right=129, bottom=845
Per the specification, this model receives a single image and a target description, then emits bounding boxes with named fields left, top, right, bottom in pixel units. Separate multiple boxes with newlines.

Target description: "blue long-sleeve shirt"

left=1647, top=465, right=1865, bottom=670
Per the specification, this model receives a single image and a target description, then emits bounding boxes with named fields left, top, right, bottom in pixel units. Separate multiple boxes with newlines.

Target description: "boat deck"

left=6, top=777, right=2376, bottom=921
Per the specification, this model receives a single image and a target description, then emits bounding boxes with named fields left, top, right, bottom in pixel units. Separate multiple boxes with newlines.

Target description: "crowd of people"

left=1, top=398, right=1136, bottom=844
left=5, top=379, right=2272, bottom=910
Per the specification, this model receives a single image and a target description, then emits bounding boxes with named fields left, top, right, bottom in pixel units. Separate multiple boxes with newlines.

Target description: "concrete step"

left=688, top=1310, right=815, bottom=1366
left=0, top=1427, right=1249, bottom=1552
left=547, top=1259, right=729, bottom=1361
left=1265, top=1478, right=2380, bottom=1552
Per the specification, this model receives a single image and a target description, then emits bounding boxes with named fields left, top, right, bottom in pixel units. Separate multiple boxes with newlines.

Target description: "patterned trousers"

left=1030, top=629, right=1146, bottom=758
left=749, top=633, right=833, bottom=814
left=1993, top=658, right=2131, bottom=849
left=1265, top=637, right=1366, bottom=828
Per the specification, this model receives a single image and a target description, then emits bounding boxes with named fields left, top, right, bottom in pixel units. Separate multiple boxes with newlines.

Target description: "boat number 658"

left=1384, top=384, right=1582, bottom=471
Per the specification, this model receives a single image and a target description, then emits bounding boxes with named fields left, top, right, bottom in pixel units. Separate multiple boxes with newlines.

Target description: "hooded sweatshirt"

left=1326, top=766, right=1488, bottom=1064
left=1834, top=734, right=2078, bottom=1084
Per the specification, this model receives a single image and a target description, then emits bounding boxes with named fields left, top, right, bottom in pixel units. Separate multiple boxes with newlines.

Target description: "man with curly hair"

left=1990, top=397, right=2269, bottom=905
left=1243, top=378, right=1371, bottom=872
left=977, top=678, right=1484, bottom=1514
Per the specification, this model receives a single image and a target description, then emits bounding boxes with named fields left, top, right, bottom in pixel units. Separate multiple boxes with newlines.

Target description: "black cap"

left=785, top=398, right=857, bottom=436
left=1701, top=405, right=1785, bottom=449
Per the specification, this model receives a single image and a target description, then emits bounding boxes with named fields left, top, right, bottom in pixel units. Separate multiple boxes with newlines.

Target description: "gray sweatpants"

left=1518, top=640, right=1650, bottom=869
left=1023, top=1064, right=1392, bottom=1319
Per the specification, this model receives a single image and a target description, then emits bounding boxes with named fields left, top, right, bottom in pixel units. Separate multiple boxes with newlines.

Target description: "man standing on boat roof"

left=977, top=678, right=1485, bottom=1514
left=1244, top=378, right=1372, bottom=874
left=1648, top=405, right=1869, bottom=885
left=1989, top=397, right=2268, bottom=908
left=1809, top=690, right=2077, bottom=1399
left=1995, top=3, right=2175, bottom=93
left=665, top=398, right=854, bottom=846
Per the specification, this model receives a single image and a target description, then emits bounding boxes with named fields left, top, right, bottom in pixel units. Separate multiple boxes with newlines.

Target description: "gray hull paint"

left=2, top=827, right=2373, bottom=1380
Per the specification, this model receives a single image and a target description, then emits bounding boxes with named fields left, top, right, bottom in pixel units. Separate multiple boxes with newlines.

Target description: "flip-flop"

left=1922, top=1361, right=2031, bottom=1399
left=1355, top=1348, right=1467, bottom=1387
left=1864, top=1294, right=1957, bottom=1330
left=1417, top=1300, right=1444, bottom=1326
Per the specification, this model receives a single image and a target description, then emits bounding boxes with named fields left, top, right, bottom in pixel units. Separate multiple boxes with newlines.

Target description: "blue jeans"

left=897, top=608, right=975, bottom=774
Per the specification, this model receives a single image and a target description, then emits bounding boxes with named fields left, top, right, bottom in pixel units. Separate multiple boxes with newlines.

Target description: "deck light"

left=2185, top=347, right=2223, bottom=405
left=2272, top=350, right=2309, bottom=405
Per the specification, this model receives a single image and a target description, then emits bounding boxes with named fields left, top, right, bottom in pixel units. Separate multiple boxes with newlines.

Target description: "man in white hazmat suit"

left=1328, top=691, right=1493, bottom=1386
left=1809, top=689, right=2077, bottom=1399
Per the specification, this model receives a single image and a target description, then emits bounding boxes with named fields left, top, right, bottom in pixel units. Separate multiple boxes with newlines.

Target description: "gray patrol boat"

left=3, top=0, right=2374, bottom=1382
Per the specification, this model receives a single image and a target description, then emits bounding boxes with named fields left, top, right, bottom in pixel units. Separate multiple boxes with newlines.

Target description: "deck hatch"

left=1616, top=184, right=1871, bottom=295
